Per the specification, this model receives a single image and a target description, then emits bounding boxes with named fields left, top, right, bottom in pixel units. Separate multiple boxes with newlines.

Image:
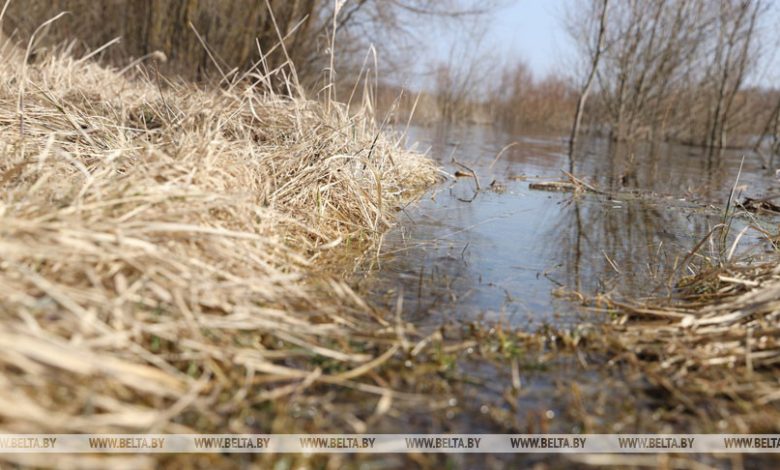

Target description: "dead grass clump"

left=0, top=43, right=438, bottom=435
left=593, top=261, right=780, bottom=432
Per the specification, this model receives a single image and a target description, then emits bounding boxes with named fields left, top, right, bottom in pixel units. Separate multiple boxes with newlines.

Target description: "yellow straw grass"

left=0, top=40, right=438, bottom=437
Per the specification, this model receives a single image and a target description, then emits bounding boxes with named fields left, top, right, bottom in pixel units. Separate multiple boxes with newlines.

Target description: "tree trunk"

left=568, top=0, right=609, bottom=173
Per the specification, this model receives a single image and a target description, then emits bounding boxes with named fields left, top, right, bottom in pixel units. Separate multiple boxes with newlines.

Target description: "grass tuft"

left=0, top=38, right=438, bottom=436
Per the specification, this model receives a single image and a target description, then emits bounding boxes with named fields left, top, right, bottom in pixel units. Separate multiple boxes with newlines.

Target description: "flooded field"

left=359, top=125, right=777, bottom=327
left=330, top=126, right=780, bottom=468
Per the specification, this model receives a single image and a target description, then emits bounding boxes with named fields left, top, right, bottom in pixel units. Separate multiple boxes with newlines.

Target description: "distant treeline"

left=370, top=64, right=576, bottom=133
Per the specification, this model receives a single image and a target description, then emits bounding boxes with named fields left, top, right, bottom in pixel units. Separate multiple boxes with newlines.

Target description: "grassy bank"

left=0, top=38, right=439, bottom=461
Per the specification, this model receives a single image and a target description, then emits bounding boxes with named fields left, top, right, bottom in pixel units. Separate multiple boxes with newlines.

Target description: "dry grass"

left=0, top=35, right=439, bottom=443
left=589, top=259, right=780, bottom=432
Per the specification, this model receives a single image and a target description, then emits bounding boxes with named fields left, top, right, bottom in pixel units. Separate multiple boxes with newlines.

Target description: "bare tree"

left=564, top=0, right=770, bottom=151
left=586, top=0, right=712, bottom=143
left=702, top=0, right=763, bottom=149
left=568, top=0, right=609, bottom=170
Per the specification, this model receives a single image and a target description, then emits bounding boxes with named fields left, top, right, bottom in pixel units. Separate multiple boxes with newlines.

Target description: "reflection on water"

left=360, top=125, right=776, bottom=325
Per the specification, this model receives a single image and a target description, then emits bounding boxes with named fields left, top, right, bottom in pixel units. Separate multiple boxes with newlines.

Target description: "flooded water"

left=359, top=125, right=778, bottom=327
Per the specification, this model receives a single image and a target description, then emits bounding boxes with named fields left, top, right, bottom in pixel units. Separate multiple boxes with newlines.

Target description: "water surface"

left=359, top=125, right=777, bottom=326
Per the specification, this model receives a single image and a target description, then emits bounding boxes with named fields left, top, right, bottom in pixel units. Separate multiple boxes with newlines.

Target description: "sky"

left=413, top=0, right=575, bottom=81
left=395, top=0, right=575, bottom=91
left=481, top=0, right=573, bottom=79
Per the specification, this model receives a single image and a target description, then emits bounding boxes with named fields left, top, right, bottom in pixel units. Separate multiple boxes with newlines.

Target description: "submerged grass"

left=0, top=34, right=440, bottom=452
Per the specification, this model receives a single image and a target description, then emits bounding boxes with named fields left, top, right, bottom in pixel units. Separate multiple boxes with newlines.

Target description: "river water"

left=359, top=125, right=777, bottom=327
